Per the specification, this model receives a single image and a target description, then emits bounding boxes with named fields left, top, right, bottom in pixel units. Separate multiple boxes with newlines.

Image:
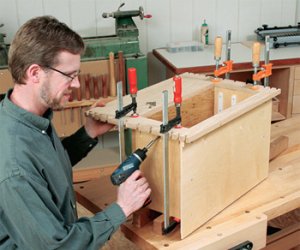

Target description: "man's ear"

left=26, top=64, right=43, bottom=83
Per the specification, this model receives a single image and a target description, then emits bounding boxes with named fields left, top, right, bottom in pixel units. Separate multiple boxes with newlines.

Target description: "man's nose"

left=71, top=76, right=80, bottom=88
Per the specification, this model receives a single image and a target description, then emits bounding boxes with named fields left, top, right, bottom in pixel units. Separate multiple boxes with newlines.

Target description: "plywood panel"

left=134, top=132, right=181, bottom=218
left=295, top=66, right=300, bottom=80
left=292, top=96, right=300, bottom=113
left=149, top=87, right=214, bottom=128
left=214, top=86, right=252, bottom=114
left=180, top=101, right=272, bottom=238
left=294, top=80, right=300, bottom=95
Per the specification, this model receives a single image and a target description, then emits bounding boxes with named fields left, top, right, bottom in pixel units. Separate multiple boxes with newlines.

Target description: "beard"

left=40, top=81, right=65, bottom=110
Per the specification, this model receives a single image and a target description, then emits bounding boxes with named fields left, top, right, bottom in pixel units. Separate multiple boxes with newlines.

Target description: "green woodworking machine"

left=0, top=24, right=8, bottom=68
left=82, top=3, right=151, bottom=91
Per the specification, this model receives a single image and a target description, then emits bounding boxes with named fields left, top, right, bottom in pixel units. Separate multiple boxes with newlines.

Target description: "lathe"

left=81, top=3, right=151, bottom=91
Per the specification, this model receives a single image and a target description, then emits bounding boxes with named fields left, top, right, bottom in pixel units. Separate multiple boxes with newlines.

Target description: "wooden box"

left=87, top=73, right=280, bottom=238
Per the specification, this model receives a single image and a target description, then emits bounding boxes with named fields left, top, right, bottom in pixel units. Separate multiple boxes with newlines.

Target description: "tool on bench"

left=212, top=33, right=233, bottom=82
left=252, top=37, right=272, bottom=88
left=115, top=67, right=139, bottom=162
left=111, top=136, right=159, bottom=186
left=160, top=75, right=182, bottom=234
left=255, top=23, right=300, bottom=49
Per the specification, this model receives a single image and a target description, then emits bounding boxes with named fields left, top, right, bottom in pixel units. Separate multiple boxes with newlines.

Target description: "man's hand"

left=116, top=170, right=151, bottom=217
left=84, top=100, right=114, bottom=138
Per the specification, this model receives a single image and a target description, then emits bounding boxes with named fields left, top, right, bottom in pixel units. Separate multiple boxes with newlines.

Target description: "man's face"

left=40, top=51, right=81, bottom=110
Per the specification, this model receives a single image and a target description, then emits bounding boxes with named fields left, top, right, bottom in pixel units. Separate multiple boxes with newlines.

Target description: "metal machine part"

left=0, top=24, right=8, bottom=67
left=255, top=23, right=300, bottom=48
left=82, top=3, right=150, bottom=93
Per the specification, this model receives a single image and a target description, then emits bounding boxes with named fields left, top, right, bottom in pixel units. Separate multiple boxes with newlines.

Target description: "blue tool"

left=111, top=136, right=159, bottom=185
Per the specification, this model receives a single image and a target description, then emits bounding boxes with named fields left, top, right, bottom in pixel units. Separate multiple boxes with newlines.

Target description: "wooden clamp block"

left=87, top=73, right=281, bottom=239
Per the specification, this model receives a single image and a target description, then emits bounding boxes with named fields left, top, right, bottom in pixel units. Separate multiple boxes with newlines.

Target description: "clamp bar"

left=115, top=67, right=138, bottom=119
left=160, top=75, right=182, bottom=133
left=264, top=35, right=270, bottom=87
left=117, top=82, right=126, bottom=162
left=225, top=30, right=232, bottom=79
left=162, top=90, right=170, bottom=231
left=160, top=76, right=182, bottom=234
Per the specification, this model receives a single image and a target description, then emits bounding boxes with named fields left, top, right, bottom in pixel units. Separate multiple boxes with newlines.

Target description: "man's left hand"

left=84, top=100, right=114, bottom=138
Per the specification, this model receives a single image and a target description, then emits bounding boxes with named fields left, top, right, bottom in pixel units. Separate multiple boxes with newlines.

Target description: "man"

left=0, top=16, right=151, bottom=249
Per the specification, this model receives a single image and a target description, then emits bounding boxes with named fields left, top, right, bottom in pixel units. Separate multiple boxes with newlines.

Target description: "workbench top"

left=153, top=43, right=300, bottom=73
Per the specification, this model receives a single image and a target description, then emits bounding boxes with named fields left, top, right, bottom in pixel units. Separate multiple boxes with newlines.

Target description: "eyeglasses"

left=45, top=66, right=80, bottom=82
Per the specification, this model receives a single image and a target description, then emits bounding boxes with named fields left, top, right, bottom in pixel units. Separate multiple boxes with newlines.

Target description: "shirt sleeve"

left=61, top=126, right=98, bottom=166
left=0, top=174, right=126, bottom=250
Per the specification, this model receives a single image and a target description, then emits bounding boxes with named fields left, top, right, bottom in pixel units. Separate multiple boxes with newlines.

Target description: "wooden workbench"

left=74, top=115, right=300, bottom=250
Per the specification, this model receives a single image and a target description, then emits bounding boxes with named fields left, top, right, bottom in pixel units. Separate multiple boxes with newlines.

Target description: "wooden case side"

left=180, top=100, right=272, bottom=239
left=185, top=88, right=280, bottom=143
left=133, top=131, right=182, bottom=218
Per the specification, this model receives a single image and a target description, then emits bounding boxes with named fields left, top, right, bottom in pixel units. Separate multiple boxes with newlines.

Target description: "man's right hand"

left=116, top=170, right=151, bottom=217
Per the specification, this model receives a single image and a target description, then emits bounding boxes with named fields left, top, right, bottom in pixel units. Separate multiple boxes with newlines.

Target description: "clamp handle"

left=128, top=68, right=138, bottom=95
left=252, top=42, right=261, bottom=66
left=214, top=36, right=223, bottom=60
left=173, top=75, right=182, bottom=105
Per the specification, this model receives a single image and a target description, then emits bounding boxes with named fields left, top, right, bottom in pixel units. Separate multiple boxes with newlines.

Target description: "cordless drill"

left=111, top=136, right=159, bottom=185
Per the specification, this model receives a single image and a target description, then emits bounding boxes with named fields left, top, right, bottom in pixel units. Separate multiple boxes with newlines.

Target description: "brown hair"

left=8, top=16, right=85, bottom=84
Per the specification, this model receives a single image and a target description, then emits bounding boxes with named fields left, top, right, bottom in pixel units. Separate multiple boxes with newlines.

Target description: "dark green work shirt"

left=0, top=90, right=126, bottom=249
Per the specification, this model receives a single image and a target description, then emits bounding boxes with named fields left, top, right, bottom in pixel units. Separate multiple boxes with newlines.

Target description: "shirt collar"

left=3, top=89, right=53, bottom=132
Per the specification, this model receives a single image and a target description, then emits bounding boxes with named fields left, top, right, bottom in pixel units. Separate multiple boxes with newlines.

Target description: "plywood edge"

left=255, top=190, right=300, bottom=222
left=177, top=212, right=267, bottom=248
left=185, top=87, right=280, bottom=143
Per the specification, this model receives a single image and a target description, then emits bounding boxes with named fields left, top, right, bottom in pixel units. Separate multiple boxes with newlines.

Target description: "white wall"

left=0, top=0, right=299, bottom=84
